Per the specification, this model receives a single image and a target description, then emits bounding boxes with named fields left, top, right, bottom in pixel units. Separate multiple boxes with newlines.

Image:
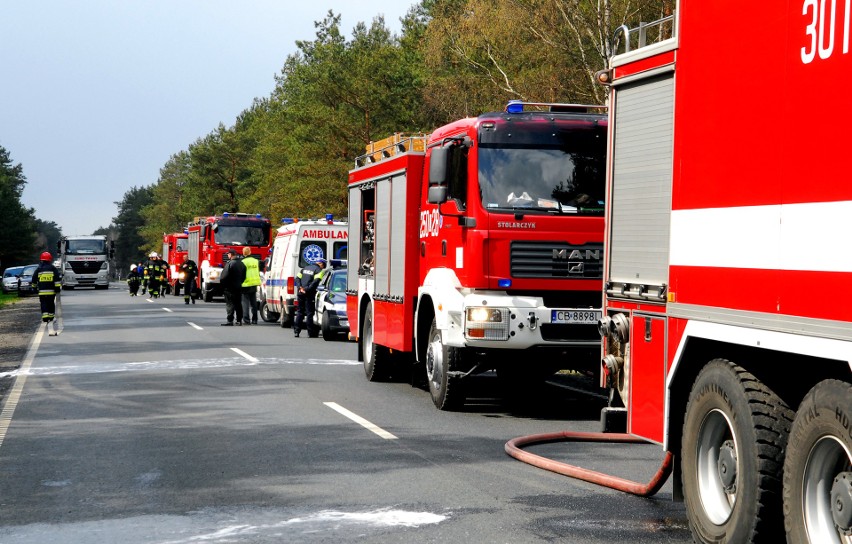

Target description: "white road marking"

left=324, top=401, right=397, bottom=440
left=0, top=322, right=44, bottom=451
left=163, top=308, right=173, bottom=313
left=187, top=322, right=203, bottom=330
left=230, top=348, right=258, bottom=363
left=0, top=358, right=359, bottom=378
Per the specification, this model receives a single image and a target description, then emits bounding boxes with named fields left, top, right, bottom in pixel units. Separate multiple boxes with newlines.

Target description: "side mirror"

left=428, top=186, right=448, bottom=204
left=429, top=146, right=449, bottom=185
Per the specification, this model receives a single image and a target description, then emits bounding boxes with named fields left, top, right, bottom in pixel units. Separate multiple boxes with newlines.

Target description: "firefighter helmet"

left=40, top=251, right=52, bottom=261
left=149, top=252, right=158, bottom=258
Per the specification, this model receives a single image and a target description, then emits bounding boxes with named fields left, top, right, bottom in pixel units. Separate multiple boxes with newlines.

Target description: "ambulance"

left=262, top=216, right=348, bottom=327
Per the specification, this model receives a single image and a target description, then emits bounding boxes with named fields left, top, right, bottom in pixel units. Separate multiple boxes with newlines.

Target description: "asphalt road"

left=0, top=285, right=692, bottom=543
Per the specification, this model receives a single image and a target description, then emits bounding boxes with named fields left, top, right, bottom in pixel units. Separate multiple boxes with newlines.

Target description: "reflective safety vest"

left=242, top=256, right=261, bottom=288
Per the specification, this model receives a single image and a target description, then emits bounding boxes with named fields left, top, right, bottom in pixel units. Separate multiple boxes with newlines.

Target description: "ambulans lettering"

left=802, top=0, right=850, bottom=63
left=302, top=229, right=348, bottom=239
left=420, top=209, right=441, bottom=238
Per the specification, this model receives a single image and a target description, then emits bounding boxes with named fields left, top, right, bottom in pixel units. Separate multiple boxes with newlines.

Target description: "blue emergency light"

left=498, top=279, right=512, bottom=288
left=506, top=100, right=524, bottom=114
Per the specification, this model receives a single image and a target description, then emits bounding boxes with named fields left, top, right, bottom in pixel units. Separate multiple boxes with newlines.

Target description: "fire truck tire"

left=362, top=302, right=391, bottom=381
left=426, top=318, right=466, bottom=411
left=203, top=285, right=213, bottom=303
left=681, top=359, right=792, bottom=544
left=172, top=282, right=181, bottom=296
left=783, top=379, right=852, bottom=543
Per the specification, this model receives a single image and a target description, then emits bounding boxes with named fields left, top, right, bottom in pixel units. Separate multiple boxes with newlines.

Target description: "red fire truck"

left=162, top=231, right=189, bottom=296
left=348, top=104, right=608, bottom=410
left=186, top=212, right=273, bottom=302
left=595, top=5, right=852, bottom=543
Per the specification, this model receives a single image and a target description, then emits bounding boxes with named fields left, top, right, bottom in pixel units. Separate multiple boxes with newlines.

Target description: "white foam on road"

left=0, top=357, right=360, bottom=378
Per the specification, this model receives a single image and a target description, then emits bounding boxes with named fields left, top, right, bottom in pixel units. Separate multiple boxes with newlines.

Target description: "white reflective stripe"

left=670, top=201, right=852, bottom=272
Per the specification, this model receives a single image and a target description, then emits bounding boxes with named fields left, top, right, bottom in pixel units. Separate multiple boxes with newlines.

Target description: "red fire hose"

left=505, top=431, right=674, bottom=497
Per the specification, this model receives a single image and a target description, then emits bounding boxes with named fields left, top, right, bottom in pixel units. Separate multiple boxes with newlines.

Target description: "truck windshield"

left=66, top=239, right=106, bottom=254
left=216, top=225, right=270, bottom=246
left=478, top=126, right=606, bottom=215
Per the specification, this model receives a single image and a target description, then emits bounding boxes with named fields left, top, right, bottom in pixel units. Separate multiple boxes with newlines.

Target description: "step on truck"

left=595, top=6, right=852, bottom=543
left=347, top=105, right=608, bottom=410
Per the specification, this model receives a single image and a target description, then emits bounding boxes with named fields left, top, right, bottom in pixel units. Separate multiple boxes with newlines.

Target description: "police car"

left=314, top=266, right=349, bottom=341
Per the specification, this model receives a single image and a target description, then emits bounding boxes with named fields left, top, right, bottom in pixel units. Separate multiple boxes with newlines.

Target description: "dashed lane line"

left=324, top=402, right=398, bottom=440
left=187, top=322, right=203, bottom=330
left=231, top=347, right=259, bottom=363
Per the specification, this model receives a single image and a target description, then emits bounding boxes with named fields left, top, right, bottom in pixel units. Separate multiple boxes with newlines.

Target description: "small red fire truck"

left=162, top=231, right=188, bottom=295
left=596, top=5, right=852, bottom=543
left=186, top=212, right=273, bottom=302
left=348, top=104, right=608, bottom=410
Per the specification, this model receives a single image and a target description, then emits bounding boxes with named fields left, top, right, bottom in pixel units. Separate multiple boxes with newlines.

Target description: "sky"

left=0, top=1, right=417, bottom=236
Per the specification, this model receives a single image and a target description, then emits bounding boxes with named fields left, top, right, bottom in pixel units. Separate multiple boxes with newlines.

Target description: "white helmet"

left=149, top=252, right=158, bottom=258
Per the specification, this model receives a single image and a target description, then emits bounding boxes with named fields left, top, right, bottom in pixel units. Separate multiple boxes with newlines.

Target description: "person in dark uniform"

left=36, top=251, right=62, bottom=336
left=219, top=248, right=246, bottom=326
left=144, top=252, right=165, bottom=299
left=179, top=254, right=198, bottom=305
left=293, top=258, right=326, bottom=338
left=127, top=264, right=141, bottom=296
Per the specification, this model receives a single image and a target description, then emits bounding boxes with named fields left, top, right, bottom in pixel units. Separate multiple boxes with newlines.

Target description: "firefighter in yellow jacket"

left=36, top=251, right=62, bottom=336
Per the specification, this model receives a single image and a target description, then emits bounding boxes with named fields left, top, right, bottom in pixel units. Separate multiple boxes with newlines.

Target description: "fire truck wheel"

left=426, top=318, right=466, bottom=411
left=681, top=359, right=792, bottom=544
left=203, top=286, right=213, bottom=303
left=362, top=302, right=391, bottom=381
left=783, top=379, right=852, bottom=543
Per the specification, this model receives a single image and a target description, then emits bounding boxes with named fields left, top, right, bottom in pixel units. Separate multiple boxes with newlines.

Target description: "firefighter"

left=138, top=261, right=148, bottom=295
left=127, top=264, right=141, bottom=296
left=293, top=257, right=326, bottom=338
left=145, top=251, right=165, bottom=299
left=179, top=254, right=198, bottom=305
left=240, top=246, right=261, bottom=324
left=36, top=251, right=62, bottom=336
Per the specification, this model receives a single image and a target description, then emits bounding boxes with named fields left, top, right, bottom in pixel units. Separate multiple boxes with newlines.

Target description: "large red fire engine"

left=347, top=104, right=608, bottom=410
left=186, top=212, right=273, bottom=302
left=594, top=5, right=852, bottom=543
left=162, top=231, right=188, bottom=295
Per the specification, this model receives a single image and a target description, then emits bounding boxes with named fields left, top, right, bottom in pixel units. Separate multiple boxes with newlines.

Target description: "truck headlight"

left=208, top=270, right=220, bottom=281
left=465, top=306, right=509, bottom=340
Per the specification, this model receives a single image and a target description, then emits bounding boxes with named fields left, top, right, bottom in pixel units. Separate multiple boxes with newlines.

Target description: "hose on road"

left=505, top=430, right=674, bottom=497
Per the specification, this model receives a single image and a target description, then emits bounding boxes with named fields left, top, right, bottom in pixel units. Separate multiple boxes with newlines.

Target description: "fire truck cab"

left=348, top=104, right=608, bottom=410
left=186, top=213, right=272, bottom=302
left=162, top=232, right=188, bottom=296
left=596, top=5, right=852, bottom=542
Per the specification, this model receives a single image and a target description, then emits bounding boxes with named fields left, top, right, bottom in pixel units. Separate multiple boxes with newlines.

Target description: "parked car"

left=314, top=267, right=349, bottom=340
left=2, top=266, right=26, bottom=294
left=16, top=264, right=39, bottom=296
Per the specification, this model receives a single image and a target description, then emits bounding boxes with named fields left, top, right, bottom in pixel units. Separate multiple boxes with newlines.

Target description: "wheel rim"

left=426, top=328, right=444, bottom=393
left=696, top=409, right=738, bottom=525
left=803, top=436, right=852, bottom=543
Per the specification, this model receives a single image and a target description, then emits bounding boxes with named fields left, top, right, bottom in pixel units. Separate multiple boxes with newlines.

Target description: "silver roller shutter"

left=609, top=74, right=674, bottom=289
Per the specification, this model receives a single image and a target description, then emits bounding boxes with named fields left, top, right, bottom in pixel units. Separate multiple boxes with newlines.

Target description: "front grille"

left=511, top=241, right=603, bottom=279
left=539, top=323, right=600, bottom=342
left=70, top=261, right=102, bottom=273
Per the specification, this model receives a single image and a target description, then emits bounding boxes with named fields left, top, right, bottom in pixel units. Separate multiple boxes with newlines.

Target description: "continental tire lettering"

left=838, top=405, right=852, bottom=440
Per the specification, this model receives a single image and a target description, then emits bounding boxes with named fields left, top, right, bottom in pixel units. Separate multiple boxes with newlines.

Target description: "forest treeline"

left=3, top=1, right=671, bottom=271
